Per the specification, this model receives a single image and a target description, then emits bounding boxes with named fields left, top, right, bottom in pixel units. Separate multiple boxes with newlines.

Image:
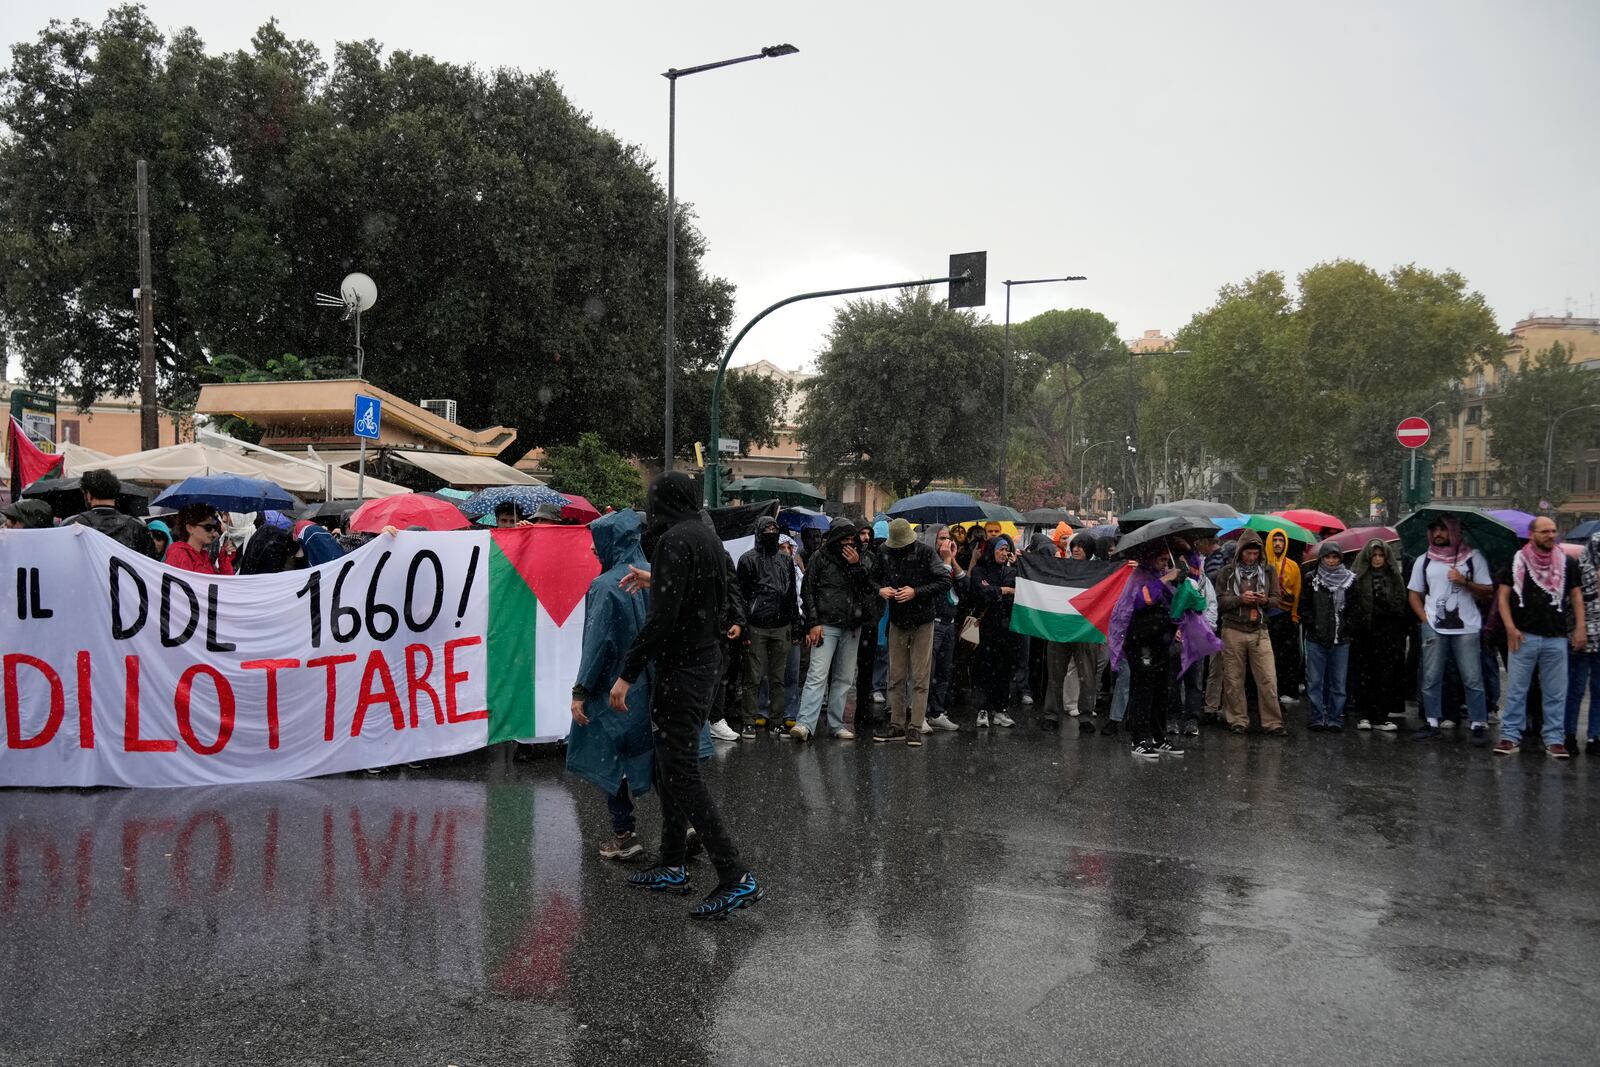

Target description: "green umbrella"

left=1218, top=513, right=1319, bottom=544
left=1396, top=504, right=1520, bottom=571
left=976, top=501, right=1025, bottom=523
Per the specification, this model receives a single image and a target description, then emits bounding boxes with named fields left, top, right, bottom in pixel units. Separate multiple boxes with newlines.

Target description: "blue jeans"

left=1110, top=658, right=1131, bottom=722
left=929, top=618, right=956, bottom=718
left=606, top=781, right=635, bottom=834
left=1419, top=625, right=1486, bottom=725
left=1567, top=653, right=1600, bottom=741
left=1304, top=642, right=1350, bottom=726
left=1502, top=635, right=1569, bottom=746
left=797, top=624, right=860, bottom=734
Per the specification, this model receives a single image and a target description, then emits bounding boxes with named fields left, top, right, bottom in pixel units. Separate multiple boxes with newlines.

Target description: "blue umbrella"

left=886, top=490, right=986, bottom=524
left=778, top=506, right=830, bottom=532
left=1567, top=519, right=1600, bottom=543
left=460, top=484, right=570, bottom=519
left=153, top=474, right=297, bottom=513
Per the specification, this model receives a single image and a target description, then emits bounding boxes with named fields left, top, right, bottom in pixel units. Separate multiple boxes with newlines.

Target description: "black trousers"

left=1351, top=621, right=1406, bottom=723
left=653, top=650, right=744, bottom=884
left=1127, top=641, right=1172, bottom=745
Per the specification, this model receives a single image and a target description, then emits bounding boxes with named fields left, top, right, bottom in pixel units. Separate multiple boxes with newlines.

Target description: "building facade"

left=2, top=381, right=188, bottom=455
left=1433, top=315, right=1600, bottom=519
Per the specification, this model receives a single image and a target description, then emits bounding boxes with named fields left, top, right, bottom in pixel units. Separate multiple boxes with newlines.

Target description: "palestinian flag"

left=1010, top=555, right=1133, bottom=644
left=485, top=525, right=599, bottom=741
left=5, top=415, right=64, bottom=498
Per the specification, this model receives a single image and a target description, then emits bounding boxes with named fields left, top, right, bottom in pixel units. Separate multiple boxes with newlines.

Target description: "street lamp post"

left=662, top=43, right=798, bottom=472
left=1545, top=403, right=1600, bottom=497
left=1077, top=438, right=1117, bottom=514
left=1000, top=275, right=1085, bottom=500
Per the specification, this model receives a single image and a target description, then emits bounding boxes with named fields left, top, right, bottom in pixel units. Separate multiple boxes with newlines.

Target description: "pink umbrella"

left=558, top=494, right=602, bottom=524
left=348, top=493, right=471, bottom=533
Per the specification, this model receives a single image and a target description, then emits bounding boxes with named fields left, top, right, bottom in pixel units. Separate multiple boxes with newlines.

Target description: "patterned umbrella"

left=459, top=485, right=570, bottom=519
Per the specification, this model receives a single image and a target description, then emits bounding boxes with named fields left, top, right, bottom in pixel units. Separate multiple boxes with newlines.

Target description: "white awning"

left=68, top=442, right=408, bottom=498
left=391, top=451, right=541, bottom=486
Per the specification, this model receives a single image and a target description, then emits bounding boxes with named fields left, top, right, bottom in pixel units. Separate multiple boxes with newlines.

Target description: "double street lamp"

left=999, top=275, right=1085, bottom=499
left=1545, top=403, right=1600, bottom=495
left=661, top=43, right=799, bottom=471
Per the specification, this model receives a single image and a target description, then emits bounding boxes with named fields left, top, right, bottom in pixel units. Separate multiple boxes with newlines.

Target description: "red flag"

left=5, top=415, right=64, bottom=496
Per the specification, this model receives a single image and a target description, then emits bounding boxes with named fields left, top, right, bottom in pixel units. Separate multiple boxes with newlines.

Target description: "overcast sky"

left=4, top=0, right=1598, bottom=375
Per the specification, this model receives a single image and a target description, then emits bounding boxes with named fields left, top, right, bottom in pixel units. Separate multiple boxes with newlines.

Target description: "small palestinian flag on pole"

left=1010, top=555, right=1133, bottom=644
left=5, top=415, right=64, bottom=498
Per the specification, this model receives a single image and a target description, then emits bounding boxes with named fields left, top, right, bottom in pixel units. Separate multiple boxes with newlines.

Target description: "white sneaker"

left=1066, top=707, right=1081, bottom=717
left=919, top=720, right=934, bottom=735
left=789, top=724, right=812, bottom=741
left=926, top=714, right=960, bottom=732
left=831, top=727, right=853, bottom=740
left=1440, top=720, right=1457, bottom=730
left=1020, top=694, right=1034, bottom=706
left=976, top=710, right=990, bottom=729
left=1357, top=719, right=1372, bottom=731
left=872, top=691, right=886, bottom=704
left=710, top=719, right=739, bottom=742
left=1375, top=720, right=1399, bottom=732
left=994, top=712, right=1016, bottom=728
left=1279, top=696, right=1299, bottom=707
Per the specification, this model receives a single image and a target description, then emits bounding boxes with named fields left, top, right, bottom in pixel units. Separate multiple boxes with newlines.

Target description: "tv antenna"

left=315, top=272, right=378, bottom=378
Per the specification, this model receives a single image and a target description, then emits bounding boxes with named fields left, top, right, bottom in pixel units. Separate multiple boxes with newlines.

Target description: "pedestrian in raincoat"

left=569, top=509, right=657, bottom=861
left=1264, top=528, right=1304, bottom=703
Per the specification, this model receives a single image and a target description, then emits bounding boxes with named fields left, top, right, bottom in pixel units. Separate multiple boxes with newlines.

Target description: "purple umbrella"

left=1487, top=509, right=1535, bottom=539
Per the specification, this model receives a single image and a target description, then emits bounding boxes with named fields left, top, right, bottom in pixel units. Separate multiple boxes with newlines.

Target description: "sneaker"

left=1565, top=735, right=1579, bottom=753
left=1279, top=696, right=1299, bottom=707
left=1067, top=707, right=1081, bottom=718
left=1021, top=693, right=1035, bottom=706
left=1100, top=718, right=1120, bottom=736
left=872, top=691, right=886, bottom=704
left=628, top=865, right=691, bottom=894
left=1156, top=740, right=1185, bottom=757
left=710, top=719, right=739, bottom=742
left=832, top=727, right=855, bottom=740
left=1265, top=725, right=1287, bottom=737
left=1492, top=739, right=1519, bottom=756
left=1412, top=724, right=1440, bottom=741
left=1229, top=723, right=1247, bottom=734
left=1589, top=738, right=1600, bottom=756
left=1307, top=723, right=1326, bottom=733
left=873, top=724, right=907, bottom=743
left=1041, top=715, right=1060, bottom=731
left=919, top=720, right=934, bottom=735
left=1078, top=719, right=1096, bottom=734
left=1548, top=743, right=1572, bottom=760
left=1487, top=711, right=1500, bottom=725
left=739, top=723, right=757, bottom=740
left=1131, top=741, right=1161, bottom=760
left=1182, top=722, right=1201, bottom=737
left=1439, top=719, right=1457, bottom=730
left=976, top=710, right=990, bottom=729
left=1357, top=719, right=1372, bottom=731
left=770, top=722, right=788, bottom=735
left=599, top=831, right=644, bottom=861
left=788, top=724, right=812, bottom=742
left=906, top=731, right=924, bottom=748
left=994, top=712, right=1016, bottom=728
left=927, top=714, right=960, bottom=732
left=1471, top=724, right=1489, bottom=747
left=1375, top=720, right=1398, bottom=733
left=691, top=873, right=764, bottom=920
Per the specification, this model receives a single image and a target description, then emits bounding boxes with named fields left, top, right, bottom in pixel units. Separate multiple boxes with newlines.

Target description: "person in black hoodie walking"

left=738, top=514, right=799, bottom=733
left=610, top=471, right=762, bottom=919
left=873, top=518, right=952, bottom=744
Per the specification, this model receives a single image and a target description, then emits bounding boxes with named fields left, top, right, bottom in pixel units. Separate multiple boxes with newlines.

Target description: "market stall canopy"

left=67, top=442, right=407, bottom=499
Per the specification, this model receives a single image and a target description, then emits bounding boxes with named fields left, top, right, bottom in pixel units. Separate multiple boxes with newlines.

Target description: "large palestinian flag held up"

left=1010, top=555, right=1133, bottom=643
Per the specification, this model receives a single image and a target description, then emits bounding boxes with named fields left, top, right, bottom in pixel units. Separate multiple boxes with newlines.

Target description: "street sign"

left=948, top=251, right=987, bottom=309
left=1396, top=417, right=1431, bottom=449
left=717, top=437, right=740, bottom=455
left=353, top=395, right=382, bottom=441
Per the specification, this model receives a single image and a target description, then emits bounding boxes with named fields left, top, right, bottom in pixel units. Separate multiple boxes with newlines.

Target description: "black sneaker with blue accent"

left=627, top=865, right=691, bottom=894
left=691, top=873, right=764, bottom=921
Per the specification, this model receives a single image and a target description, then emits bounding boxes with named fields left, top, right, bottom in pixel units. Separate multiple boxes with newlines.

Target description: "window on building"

left=1463, top=476, right=1478, bottom=498
left=58, top=419, right=80, bottom=445
left=1464, top=439, right=1474, bottom=462
left=1441, top=477, right=1456, bottom=498
left=1588, top=462, right=1600, bottom=493
left=1488, top=478, right=1502, bottom=497
left=1465, top=405, right=1482, bottom=425
left=1473, top=369, right=1487, bottom=395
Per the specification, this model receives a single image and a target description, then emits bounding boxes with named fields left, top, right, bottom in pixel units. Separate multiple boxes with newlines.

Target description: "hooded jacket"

left=1264, top=529, right=1302, bottom=622
left=802, top=518, right=877, bottom=630
left=568, top=510, right=656, bottom=796
left=1352, top=538, right=1409, bottom=634
left=621, top=471, right=728, bottom=683
left=877, top=528, right=951, bottom=629
left=918, top=523, right=963, bottom=622
left=969, top=533, right=1018, bottom=632
left=1215, top=530, right=1281, bottom=632
left=736, top=514, right=797, bottom=629
left=1051, top=522, right=1072, bottom=557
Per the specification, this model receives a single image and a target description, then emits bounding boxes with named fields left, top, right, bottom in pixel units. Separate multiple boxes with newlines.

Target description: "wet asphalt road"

left=3, top=705, right=1599, bottom=1067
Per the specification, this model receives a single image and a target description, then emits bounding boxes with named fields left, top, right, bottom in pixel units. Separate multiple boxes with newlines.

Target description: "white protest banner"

left=0, top=525, right=596, bottom=788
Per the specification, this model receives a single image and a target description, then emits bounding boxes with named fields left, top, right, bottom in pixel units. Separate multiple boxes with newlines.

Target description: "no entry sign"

left=1396, top=417, right=1431, bottom=449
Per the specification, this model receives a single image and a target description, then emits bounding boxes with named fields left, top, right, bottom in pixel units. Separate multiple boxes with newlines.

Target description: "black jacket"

left=621, top=472, right=729, bottom=682
left=1301, top=567, right=1354, bottom=645
left=736, top=516, right=797, bottom=629
left=64, top=506, right=157, bottom=558
left=802, top=519, right=877, bottom=630
left=877, top=539, right=952, bottom=629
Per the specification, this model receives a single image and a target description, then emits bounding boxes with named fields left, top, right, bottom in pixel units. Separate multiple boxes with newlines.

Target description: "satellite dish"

left=340, top=272, right=378, bottom=312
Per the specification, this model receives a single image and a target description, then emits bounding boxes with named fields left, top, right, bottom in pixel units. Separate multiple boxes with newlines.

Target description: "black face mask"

left=759, top=531, right=780, bottom=549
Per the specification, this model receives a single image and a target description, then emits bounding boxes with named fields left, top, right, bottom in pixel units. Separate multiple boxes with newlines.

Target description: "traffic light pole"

left=705, top=271, right=973, bottom=507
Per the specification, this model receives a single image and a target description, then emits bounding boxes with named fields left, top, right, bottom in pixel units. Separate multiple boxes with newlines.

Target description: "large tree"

left=1172, top=262, right=1502, bottom=517
left=796, top=288, right=1006, bottom=498
left=1011, top=308, right=1124, bottom=479
left=1485, top=343, right=1600, bottom=510
left=0, top=7, right=772, bottom=460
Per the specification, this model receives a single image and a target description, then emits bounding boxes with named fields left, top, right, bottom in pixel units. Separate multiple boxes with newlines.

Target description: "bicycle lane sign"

left=353, top=395, right=382, bottom=440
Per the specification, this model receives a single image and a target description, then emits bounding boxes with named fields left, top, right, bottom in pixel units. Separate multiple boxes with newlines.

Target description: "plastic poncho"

left=566, top=510, right=657, bottom=797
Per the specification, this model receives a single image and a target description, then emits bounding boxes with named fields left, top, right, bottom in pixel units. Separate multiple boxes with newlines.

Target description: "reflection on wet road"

left=3, top=726, right=1598, bottom=1065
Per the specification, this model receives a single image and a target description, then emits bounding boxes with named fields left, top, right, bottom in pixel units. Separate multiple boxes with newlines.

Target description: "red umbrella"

left=558, top=494, right=602, bottom=524
left=348, top=493, right=471, bottom=533
left=1272, top=508, right=1346, bottom=535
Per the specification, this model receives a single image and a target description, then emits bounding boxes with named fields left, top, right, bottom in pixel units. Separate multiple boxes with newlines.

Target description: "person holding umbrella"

left=1407, top=516, right=1494, bottom=743
left=1107, top=543, right=1182, bottom=758
left=1494, top=516, right=1585, bottom=757
left=165, top=505, right=235, bottom=575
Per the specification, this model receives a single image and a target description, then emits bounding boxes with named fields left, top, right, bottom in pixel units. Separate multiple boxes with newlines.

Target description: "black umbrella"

left=300, top=498, right=364, bottom=520
left=1111, top=515, right=1220, bottom=559
left=23, top=476, right=151, bottom=519
left=1022, top=507, right=1077, bottom=526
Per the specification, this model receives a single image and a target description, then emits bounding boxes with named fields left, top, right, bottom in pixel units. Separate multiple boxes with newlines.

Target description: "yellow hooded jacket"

left=1264, top=528, right=1302, bottom=622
